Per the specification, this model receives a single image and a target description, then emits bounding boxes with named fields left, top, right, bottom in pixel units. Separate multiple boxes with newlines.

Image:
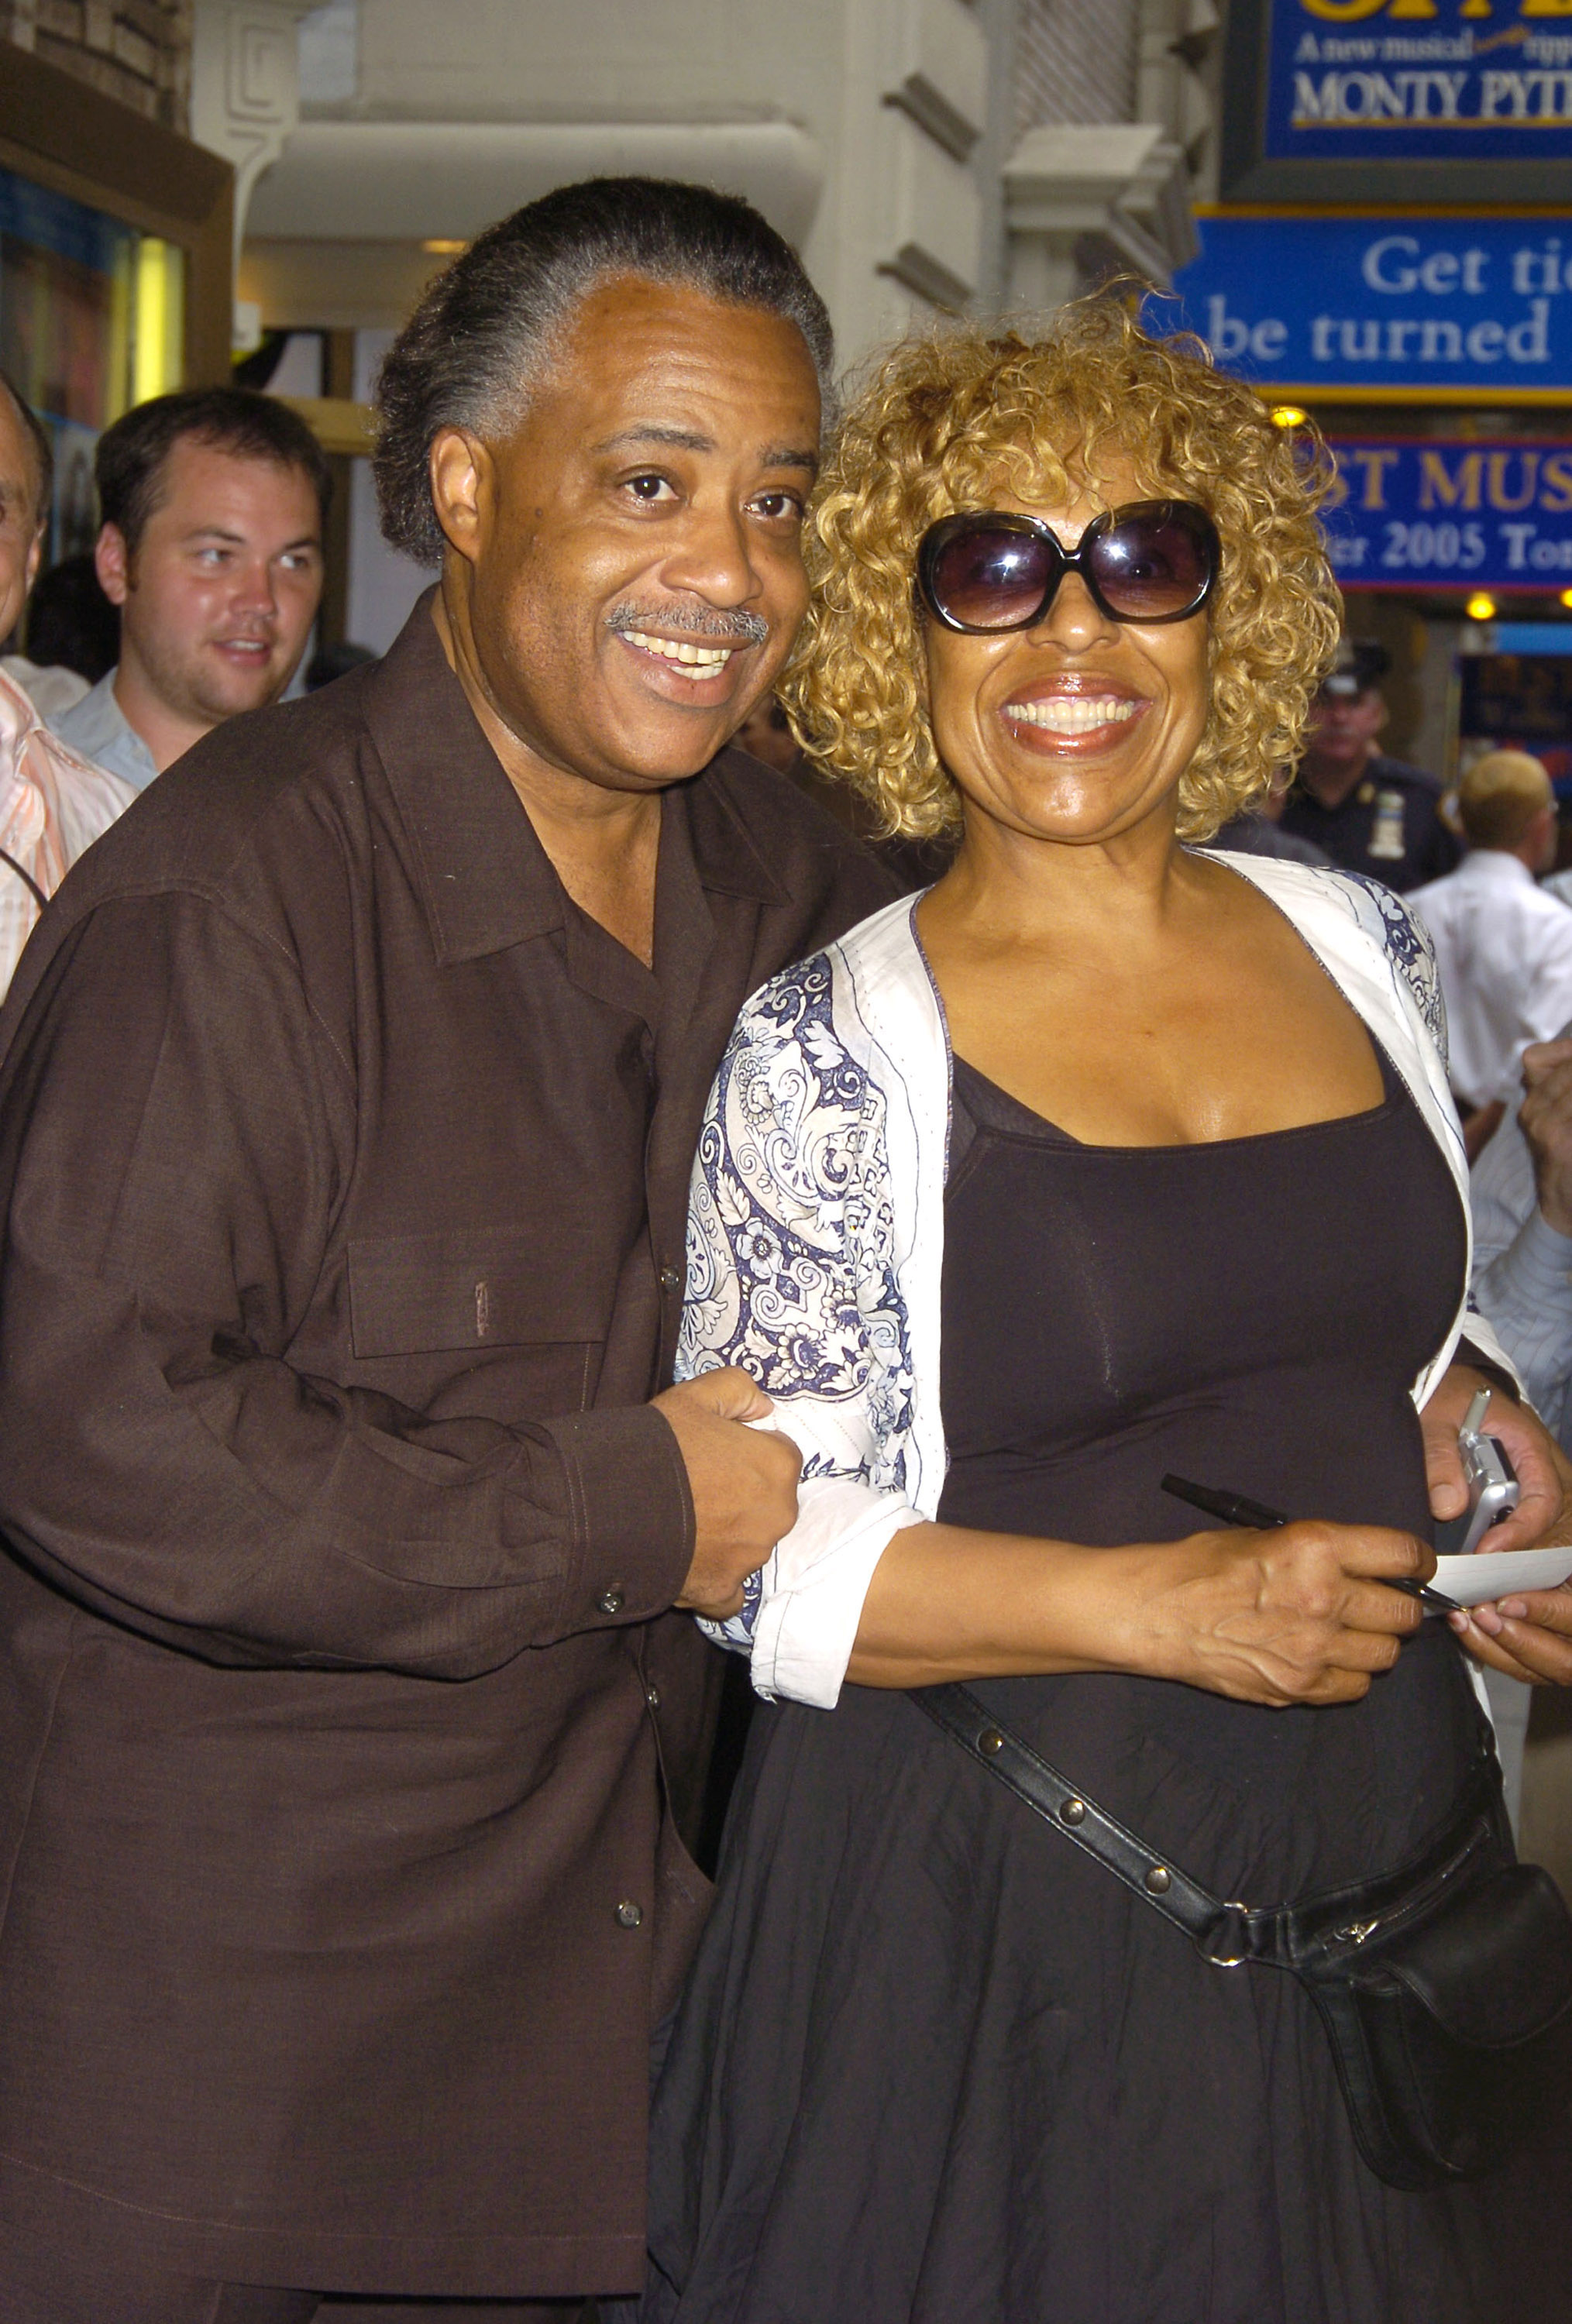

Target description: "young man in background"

left=50, top=387, right=327, bottom=787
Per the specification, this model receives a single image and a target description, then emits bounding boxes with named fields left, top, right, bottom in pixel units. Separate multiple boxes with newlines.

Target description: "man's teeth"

left=1006, top=696, right=1139, bottom=733
left=624, top=629, right=736, bottom=674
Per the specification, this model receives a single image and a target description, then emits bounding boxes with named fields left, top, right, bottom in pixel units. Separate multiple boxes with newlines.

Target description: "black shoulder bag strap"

left=910, top=1680, right=1264, bottom=1967
left=0, top=847, right=48, bottom=913
left=910, top=1679, right=1506, bottom=1975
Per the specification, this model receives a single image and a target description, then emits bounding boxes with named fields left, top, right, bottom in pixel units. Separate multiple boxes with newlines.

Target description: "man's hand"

left=1423, top=1360, right=1572, bottom=1684
left=1420, top=1362, right=1563, bottom=1557
left=654, top=1367, right=802, bottom=1621
left=1452, top=1432, right=1572, bottom=1682
left=1519, top=1037, right=1572, bottom=1237
left=1453, top=1583, right=1572, bottom=1686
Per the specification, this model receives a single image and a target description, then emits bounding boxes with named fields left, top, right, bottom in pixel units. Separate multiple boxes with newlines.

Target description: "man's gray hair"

left=373, top=177, right=834, bottom=567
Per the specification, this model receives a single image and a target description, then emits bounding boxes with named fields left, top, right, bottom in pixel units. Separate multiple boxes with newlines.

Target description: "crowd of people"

left=0, top=175, right=1570, bottom=2322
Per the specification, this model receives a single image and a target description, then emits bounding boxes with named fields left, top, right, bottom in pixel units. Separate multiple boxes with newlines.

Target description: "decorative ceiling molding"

left=190, top=0, right=318, bottom=257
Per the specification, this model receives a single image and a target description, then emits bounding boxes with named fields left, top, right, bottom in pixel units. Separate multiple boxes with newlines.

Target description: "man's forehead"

left=529, top=277, right=820, bottom=438
left=586, top=421, right=817, bottom=473
left=153, top=438, right=322, bottom=521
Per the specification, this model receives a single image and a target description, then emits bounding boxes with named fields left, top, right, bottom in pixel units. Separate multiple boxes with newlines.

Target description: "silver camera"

left=1433, top=1387, right=1520, bottom=1556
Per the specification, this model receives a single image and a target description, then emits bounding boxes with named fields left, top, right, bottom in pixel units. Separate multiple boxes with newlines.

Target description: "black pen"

left=1160, top=1473, right=1460, bottom=1616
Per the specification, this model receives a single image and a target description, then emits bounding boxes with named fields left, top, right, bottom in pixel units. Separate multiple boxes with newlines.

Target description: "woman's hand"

left=844, top=1518, right=1429, bottom=1701
left=1109, top=1521, right=1430, bottom=1708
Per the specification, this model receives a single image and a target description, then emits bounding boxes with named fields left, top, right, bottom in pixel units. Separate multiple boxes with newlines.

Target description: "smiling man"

left=0, top=183, right=891, bottom=2323
left=49, top=387, right=327, bottom=786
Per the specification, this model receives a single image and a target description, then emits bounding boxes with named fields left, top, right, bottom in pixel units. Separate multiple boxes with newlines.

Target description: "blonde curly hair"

left=779, top=298, right=1343, bottom=842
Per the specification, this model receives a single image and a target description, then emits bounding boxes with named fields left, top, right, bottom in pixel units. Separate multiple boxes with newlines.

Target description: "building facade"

left=207, top=0, right=1209, bottom=363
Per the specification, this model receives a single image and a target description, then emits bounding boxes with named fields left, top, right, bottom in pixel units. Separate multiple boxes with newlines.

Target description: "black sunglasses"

left=917, top=500, right=1221, bottom=634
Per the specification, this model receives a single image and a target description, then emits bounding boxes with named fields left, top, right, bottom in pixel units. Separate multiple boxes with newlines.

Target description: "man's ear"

left=95, top=523, right=130, bottom=609
left=429, top=428, right=490, bottom=566
left=23, top=525, right=42, bottom=598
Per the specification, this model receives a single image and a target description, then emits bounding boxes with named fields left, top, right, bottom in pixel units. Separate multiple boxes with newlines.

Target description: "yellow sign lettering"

left=1418, top=451, right=1484, bottom=511
left=1299, top=0, right=1387, bottom=20
left=1487, top=452, right=1541, bottom=510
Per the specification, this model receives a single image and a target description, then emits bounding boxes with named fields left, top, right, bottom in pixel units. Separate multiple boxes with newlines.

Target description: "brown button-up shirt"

left=0, top=598, right=893, bottom=2298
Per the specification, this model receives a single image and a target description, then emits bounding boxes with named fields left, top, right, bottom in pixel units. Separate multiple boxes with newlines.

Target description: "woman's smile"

left=999, top=672, right=1149, bottom=755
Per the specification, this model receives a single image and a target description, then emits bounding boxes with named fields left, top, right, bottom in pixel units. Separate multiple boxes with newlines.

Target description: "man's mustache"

left=605, top=603, right=769, bottom=646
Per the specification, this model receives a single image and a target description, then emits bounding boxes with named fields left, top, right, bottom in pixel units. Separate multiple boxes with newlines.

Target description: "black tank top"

left=936, top=1043, right=1480, bottom=1896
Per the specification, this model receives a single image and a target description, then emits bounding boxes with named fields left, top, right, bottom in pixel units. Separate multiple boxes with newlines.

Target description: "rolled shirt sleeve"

left=751, top=1475, right=924, bottom=1709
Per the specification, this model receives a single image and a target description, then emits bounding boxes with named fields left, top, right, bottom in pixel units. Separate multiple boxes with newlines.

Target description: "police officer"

left=1278, top=637, right=1460, bottom=893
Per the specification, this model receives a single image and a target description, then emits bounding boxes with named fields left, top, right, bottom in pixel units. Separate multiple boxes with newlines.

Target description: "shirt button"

left=659, top=1266, right=681, bottom=1294
left=645, top=1685, right=660, bottom=1710
left=598, top=1589, right=624, bottom=1616
left=615, top=1900, right=644, bottom=1929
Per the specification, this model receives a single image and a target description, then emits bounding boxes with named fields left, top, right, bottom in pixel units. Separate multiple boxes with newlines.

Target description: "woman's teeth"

left=624, top=630, right=736, bottom=676
left=1006, top=696, right=1138, bottom=733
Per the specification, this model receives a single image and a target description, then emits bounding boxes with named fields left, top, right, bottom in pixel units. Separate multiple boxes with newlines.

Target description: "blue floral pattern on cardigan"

left=681, top=950, right=915, bottom=1478
left=1338, top=870, right=1450, bottom=1067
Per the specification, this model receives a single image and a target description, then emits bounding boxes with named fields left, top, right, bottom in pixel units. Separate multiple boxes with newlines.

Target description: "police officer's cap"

left=1319, top=638, right=1391, bottom=700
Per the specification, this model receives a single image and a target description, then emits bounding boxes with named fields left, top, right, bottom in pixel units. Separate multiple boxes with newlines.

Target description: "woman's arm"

left=847, top=1516, right=1433, bottom=1707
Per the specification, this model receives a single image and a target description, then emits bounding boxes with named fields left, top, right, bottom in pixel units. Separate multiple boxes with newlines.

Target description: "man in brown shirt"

left=0, top=182, right=892, bottom=2322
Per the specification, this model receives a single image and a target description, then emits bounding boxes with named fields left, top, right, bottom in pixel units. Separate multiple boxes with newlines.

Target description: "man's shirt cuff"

left=537, top=1404, right=694, bottom=1631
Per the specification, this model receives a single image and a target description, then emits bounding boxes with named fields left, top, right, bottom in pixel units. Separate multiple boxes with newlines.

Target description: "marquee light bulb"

left=1269, top=405, right=1308, bottom=428
left=1466, top=593, right=1497, bottom=621
left=1560, top=590, right=1572, bottom=612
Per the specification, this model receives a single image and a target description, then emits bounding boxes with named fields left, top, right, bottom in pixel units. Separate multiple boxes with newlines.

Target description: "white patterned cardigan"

left=677, top=851, right=1517, bottom=1710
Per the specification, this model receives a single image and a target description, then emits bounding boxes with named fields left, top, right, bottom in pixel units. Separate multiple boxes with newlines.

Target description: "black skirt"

left=643, top=1054, right=1563, bottom=2322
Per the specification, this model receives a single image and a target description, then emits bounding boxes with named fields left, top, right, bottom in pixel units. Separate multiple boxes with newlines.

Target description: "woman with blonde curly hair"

left=640, top=304, right=1560, bottom=2323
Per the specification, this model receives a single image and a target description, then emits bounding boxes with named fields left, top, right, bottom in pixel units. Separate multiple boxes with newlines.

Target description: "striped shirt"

left=0, top=666, right=135, bottom=1001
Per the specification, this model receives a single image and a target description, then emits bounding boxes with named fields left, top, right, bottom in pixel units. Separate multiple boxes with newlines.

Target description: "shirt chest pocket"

left=347, top=1225, right=616, bottom=1359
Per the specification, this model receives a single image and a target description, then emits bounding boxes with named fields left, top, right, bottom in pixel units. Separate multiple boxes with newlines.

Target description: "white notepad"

left=1433, top=1545, right=1572, bottom=1607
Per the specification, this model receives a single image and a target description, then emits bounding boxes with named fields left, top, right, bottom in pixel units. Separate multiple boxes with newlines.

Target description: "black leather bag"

left=913, top=1683, right=1572, bottom=2191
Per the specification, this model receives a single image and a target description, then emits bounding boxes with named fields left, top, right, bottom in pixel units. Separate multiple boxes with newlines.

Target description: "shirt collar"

left=50, top=668, right=159, bottom=790
left=363, top=591, right=783, bottom=967
left=1457, top=847, right=1535, bottom=889
left=0, top=662, right=41, bottom=752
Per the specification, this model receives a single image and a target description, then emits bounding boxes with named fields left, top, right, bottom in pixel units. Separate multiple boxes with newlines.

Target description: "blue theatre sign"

left=1220, top=0, right=1572, bottom=201
left=1323, top=438, right=1572, bottom=585
left=1154, top=210, right=1572, bottom=400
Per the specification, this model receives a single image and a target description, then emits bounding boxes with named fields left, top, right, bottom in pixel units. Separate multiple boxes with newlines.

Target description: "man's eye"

left=752, top=492, right=804, bottom=523
left=625, top=473, right=677, bottom=504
